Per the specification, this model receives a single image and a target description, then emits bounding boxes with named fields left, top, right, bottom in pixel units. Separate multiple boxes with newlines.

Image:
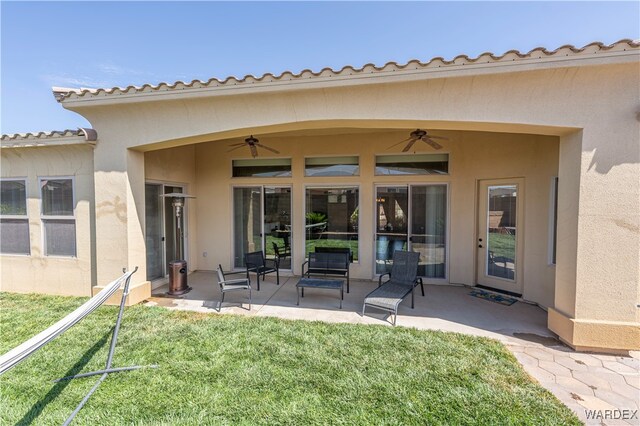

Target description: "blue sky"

left=1, top=1, right=638, bottom=134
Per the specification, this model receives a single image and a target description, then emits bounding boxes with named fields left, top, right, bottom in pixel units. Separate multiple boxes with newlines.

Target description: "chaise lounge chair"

left=362, top=250, right=422, bottom=326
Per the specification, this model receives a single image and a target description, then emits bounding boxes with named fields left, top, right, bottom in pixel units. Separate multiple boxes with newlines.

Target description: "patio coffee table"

left=296, top=277, right=344, bottom=309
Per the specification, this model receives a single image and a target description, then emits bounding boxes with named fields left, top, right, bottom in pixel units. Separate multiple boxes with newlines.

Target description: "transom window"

left=0, top=179, right=30, bottom=255
left=375, top=154, right=449, bottom=175
left=40, top=178, right=76, bottom=256
left=232, top=159, right=292, bottom=177
left=305, top=156, right=359, bottom=177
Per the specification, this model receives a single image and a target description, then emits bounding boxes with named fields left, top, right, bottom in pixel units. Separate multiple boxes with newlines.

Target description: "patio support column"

left=549, top=127, right=640, bottom=353
left=91, top=144, right=150, bottom=305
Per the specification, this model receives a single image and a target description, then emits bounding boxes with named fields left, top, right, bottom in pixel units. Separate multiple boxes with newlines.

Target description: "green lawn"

left=0, top=293, right=579, bottom=425
left=488, top=233, right=516, bottom=260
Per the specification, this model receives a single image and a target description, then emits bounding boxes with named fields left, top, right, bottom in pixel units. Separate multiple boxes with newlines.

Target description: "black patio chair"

left=216, top=264, right=251, bottom=311
left=244, top=250, right=279, bottom=291
left=362, top=250, right=422, bottom=326
left=272, top=241, right=291, bottom=263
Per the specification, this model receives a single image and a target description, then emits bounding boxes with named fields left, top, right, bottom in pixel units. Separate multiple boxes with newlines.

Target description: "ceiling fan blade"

left=260, top=144, right=280, bottom=154
left=387, top=136, right=412, bottom=150
left=422, top=137, right=442, bottom=150
left=249, top=144, right=258, bottom=158
left=402, top=138, right=418, bottom=152
left=428, top=135, right=449, bottom=140
left=227, top=145, right=245, bottom=153
left=228, top=142, right=246, bottom=147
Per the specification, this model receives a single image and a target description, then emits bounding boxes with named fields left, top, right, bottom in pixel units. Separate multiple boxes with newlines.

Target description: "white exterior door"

left=476, top=179, right=524, bottom=295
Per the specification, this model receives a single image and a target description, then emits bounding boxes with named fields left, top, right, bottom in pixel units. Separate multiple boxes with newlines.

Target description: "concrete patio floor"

left=147, top=272, right=639, bottom=425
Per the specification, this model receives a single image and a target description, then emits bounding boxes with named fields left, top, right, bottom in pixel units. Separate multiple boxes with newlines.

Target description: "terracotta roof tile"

left=52, top=39, right=640, bottom=102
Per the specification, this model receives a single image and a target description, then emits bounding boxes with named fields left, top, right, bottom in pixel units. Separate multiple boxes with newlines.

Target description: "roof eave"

left=53, top=39, right=640, bottom=108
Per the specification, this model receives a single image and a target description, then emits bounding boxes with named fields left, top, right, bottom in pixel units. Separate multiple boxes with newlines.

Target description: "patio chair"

left=244, top=250, right=279, bottom=291
left=216, top=264, right=251, bottom=311
left=272, top=241, right=291, bottom=263
left=362, top=250, right=421, bottom=326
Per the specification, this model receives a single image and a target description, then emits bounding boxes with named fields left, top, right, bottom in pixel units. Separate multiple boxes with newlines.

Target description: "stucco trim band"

left=91, top=281, right=151, bottom=306
left=549, top=308, right=640, bottom=353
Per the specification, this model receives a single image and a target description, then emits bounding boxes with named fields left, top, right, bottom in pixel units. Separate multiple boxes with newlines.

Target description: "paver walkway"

left=148, top=273, right=639, bottom=424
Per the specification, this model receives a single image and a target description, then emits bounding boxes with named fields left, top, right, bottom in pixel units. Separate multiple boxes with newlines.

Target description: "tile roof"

left=0, top=128, right=97, bottom=147
left=52, top=39, right=639, bottom=103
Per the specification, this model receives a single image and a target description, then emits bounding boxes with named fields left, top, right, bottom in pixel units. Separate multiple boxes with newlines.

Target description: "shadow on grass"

left=15, top=330, right=112, bottom=426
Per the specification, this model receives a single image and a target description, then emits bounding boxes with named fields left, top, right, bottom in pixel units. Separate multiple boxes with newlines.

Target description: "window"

left=232, top=159, right=292, bottom=177
left=550, top=177, right=559, bottom=265
left=305, top=187, right=359, bottom=261
left=305, top=156, right=359, bottom=176
left=40, top=178, right=76, bottom=256
left=375, top=154, right=449, bottom=175
left=0, top=179, right=30, bottom=255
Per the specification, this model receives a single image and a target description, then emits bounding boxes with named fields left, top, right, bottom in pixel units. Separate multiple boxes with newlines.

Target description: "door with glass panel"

left=476, top=179, right=524, bottom=294
left=145, top=183, right=187, bottom=282
left=145, top=183, right=164, bottom=281
left=233, top=186, right=292, bottom=269
left=375, top=187, right=408, bottom=274
left=410, top=185, right=447, bottom=279
left=375, top=185, right=447, bottom=279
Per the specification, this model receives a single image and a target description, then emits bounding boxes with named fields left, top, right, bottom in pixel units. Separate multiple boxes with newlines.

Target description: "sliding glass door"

left=233, top=187, right=263, bottom=268
left=375, top=187, right=408, bottom=274
left=410, top=185, right=447, bottom=278
left=375, top=184, right=447, bottom=279
left=305, top=187, right=359, bottom=260
left=264, top=187, right=292, bottom=269
left=233, top=186, right=292, bottom=269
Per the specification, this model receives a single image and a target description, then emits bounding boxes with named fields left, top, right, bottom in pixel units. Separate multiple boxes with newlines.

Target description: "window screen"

left=40, top=178, right=76, bottom=256
left=0, top=180, right=29, bottom=255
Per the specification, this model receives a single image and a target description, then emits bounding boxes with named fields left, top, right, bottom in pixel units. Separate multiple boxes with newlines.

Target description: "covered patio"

left=148, top=273, right=550, bottom=343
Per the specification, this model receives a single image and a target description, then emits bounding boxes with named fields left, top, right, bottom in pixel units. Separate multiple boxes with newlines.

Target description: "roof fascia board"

left=59, top=49, right=639, bottom=109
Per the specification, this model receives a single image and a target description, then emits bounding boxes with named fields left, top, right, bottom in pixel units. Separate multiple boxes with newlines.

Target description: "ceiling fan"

left=228, top=135, right=280, bottom=158
left=388, top=129, right=448, bottom=151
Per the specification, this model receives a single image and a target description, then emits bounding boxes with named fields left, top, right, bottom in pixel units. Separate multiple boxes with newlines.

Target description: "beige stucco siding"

left=0, top=144, right=95, bottom=296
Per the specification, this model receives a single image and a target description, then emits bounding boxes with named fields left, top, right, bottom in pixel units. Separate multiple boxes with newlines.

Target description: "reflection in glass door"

left=145, top=184, right=164, bottom=281
left=264, top=187, right=292, bottom=269
left=233, top=186, right=292, bottom=270
left=375, top=187, right=408, bottom=274
left=410, top=185, right=447, bottom=278
left=476, top=179, right=523, bottom=294
left=233, top=187, right=263, bottom=268
left=375, top=184, right=447, bottom=278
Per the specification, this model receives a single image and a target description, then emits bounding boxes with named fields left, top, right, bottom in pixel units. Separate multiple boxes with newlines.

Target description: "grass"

left=0, top=293, right=580, bottom=425
left=488, top=233, right=516, bottom=260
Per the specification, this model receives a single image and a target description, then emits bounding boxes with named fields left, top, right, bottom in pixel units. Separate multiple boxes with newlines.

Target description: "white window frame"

left=0, top=177, right=30, bottom=256
left=39, top=176, right=77, bottom=258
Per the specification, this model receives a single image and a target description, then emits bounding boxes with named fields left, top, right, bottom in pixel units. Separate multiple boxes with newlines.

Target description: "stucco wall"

left=0, top=144, right=95, bottom=296
left=193, top=129, right=559, bottom=307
